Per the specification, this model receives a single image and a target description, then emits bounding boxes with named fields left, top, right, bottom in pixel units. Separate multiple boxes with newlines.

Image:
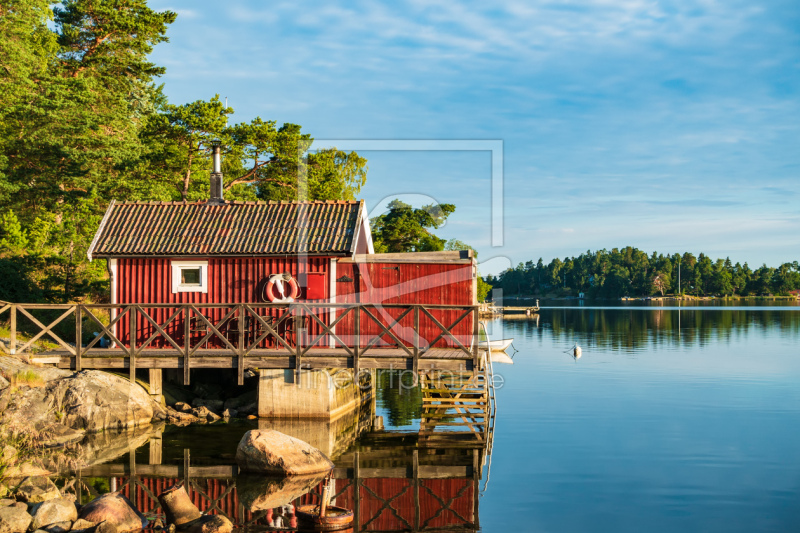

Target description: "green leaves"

left=371, top=200, right=456, bottom=253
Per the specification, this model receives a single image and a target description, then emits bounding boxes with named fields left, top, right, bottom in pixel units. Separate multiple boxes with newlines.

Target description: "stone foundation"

left=257, top=368, right=374, bottom=420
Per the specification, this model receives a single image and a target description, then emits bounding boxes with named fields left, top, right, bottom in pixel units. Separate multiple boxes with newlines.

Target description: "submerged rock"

left=78, top=493, right=146, bottom=533
left=235, top=430, right=334, bottom=476
left=0, top=505, right=32, bottom=533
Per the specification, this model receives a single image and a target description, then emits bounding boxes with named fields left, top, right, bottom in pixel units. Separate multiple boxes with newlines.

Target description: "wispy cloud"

left=147, top=0, right=800, bottom=271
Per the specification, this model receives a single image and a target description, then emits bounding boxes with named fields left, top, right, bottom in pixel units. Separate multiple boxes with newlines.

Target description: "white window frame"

left=171, top=260, right=208, bottom=293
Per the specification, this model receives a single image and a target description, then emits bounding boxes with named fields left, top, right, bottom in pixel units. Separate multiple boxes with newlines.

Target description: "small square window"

left=181, top=267, right=201, bottom=285
left=171, top=261, right=208, bottom=293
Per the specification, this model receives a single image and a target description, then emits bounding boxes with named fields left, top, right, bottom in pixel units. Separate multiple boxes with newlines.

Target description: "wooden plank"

left=149, top=369, right=162, bottom=396
left=184, top=309, right=190, bottom=385
left=354, top=305, right=360, bottom=374
left=294, top=311, right=302, bottom=382
left=129, top=306, right=137, bottom=383
left=237, top=304, right=244, bottom=386
left=75, top=305, right=82, bottom=371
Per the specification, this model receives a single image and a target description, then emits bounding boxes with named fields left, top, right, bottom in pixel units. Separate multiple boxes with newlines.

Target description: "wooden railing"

left=0, top=301, right=479, bottom=384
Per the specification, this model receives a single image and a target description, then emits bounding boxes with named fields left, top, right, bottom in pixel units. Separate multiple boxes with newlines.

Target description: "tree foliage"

left=0, top=0, right=368, bottom=303
left=371, top=200, right=456, bottom=253
left=487, top=247, right=800, bottom=299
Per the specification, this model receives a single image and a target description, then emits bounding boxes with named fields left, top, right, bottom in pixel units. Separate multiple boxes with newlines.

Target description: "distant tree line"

left=486, top=247, right=800, bottom=298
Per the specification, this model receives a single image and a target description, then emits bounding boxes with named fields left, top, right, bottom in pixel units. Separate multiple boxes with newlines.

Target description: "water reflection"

left=490, top=306, right=800, bottom=352
left=60, top=399, right=488, bottom=533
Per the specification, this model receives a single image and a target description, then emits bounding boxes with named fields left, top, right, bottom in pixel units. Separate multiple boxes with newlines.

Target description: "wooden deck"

left=31, top=346, right=475, bottom=371
left=2, top=301, right=481, bottom=384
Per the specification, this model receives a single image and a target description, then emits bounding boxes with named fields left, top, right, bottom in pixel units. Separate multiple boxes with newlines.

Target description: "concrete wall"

left=257, top=368, right=374, bottom=421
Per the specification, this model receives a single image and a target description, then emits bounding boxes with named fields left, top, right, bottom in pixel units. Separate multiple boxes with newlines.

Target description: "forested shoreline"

left=486, top=247, right=800, bottom=299
left=0, top=1, right=372, bottom=304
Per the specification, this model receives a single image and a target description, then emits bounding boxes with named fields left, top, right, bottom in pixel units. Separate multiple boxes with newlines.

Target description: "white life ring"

left=265, top=273, right=299, bottom=303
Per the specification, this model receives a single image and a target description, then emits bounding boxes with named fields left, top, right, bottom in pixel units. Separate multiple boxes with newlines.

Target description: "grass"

left=11, top=369, right=44, bottom=388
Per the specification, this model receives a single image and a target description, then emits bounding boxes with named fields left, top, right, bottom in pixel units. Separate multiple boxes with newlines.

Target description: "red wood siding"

left=115, top=256, right=328, bottom=348
left=334, top=261, right=475, bottom=349
left=112, top=257, right=475, bottom=351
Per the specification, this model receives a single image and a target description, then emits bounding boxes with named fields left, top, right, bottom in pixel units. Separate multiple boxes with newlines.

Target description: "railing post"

left=294, top=304, right=302, bottom=382
left=10, top=305, right=16, bottom=355
left=353, top=305, right=360, bottom=374
left=129, top=305, right=136, bottom=383
left=413, top=305, right=420, bottom=375
left=472, top=306, right=480, bottom=370
left=237, top=304, right=245, bottom=386
left=183, top=306, right=191, bottom=386
left=75, top=305, right=82, bottom=371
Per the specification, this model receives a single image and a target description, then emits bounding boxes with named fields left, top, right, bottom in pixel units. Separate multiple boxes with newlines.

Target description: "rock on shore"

left=0, top=357, right=165, bottom=444
left=235, top=430, right=334, bottom=476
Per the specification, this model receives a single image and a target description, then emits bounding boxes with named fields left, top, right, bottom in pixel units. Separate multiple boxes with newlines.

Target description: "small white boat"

left=481, top=338, right=514, bottom=352
left=490, top=351, right=514, bottom=365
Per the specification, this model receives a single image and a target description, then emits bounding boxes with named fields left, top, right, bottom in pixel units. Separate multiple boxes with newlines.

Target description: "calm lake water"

left=90, top=303, right=800, bottom=532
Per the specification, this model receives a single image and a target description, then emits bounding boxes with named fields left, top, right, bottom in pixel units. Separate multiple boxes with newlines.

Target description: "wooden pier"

left=0, top=301, right=480, bottom=385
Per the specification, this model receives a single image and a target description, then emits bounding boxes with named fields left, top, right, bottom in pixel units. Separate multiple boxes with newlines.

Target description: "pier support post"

left=149, top=369, right=163, bottom=403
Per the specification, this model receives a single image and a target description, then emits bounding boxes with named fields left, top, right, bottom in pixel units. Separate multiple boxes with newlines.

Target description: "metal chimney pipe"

left=209, top=140, right=224, bottom=204
left=212, top=144, right=221, bottom=174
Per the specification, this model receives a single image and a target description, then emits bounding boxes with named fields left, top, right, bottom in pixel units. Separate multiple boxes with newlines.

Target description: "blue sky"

left=149, top=0, right=800, bottom=274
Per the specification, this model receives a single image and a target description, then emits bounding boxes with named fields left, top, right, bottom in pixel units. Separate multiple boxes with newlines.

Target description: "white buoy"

left=572, top=344, right=582, bottom=359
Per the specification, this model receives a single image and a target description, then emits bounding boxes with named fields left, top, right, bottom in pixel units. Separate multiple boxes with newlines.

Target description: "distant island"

left=485, top=247, right=800, bottom=299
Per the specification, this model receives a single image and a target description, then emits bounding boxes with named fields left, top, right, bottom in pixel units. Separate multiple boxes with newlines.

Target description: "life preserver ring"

left=264, top=273, right=299, bottom=303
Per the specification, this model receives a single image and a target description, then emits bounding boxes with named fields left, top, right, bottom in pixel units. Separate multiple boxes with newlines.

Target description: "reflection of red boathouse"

left=115, top=475, right=477, bottom=532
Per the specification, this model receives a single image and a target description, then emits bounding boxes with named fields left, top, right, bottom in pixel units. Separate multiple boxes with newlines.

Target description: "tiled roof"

left=88, top=200, right=364, bottom=258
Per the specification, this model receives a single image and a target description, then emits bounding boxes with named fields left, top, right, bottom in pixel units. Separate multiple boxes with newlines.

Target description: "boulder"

left=0, top=502, right=14, bottom=509
left=235, top=430, right=334, bottom=476
left=30, top=499, right=78, bottom=531
left=14, top=478, right=60, bottom=504
left=165, top=408, right=200, bottom=425
left=54, top=371, right=164, bottom=431
left=173, top=403, right=192, bottom=413
left=0, top=505, right=32, bottom=533
left=190, top=399, right=223, bottom=413
left=78, top=493, right=146, bottom=533
left=93, top=523, right=117, bottom=533
left=190, top=407, right=219, bottom=423
left=41, top=522, right=71, bottom=533
left=0, top=359, right=164, bottom=435
left=68, top=519, right=96, bottom=532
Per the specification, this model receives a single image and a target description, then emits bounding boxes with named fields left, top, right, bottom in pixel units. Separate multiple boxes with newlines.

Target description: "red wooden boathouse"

left=86, top=197, right=478, bottom=353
